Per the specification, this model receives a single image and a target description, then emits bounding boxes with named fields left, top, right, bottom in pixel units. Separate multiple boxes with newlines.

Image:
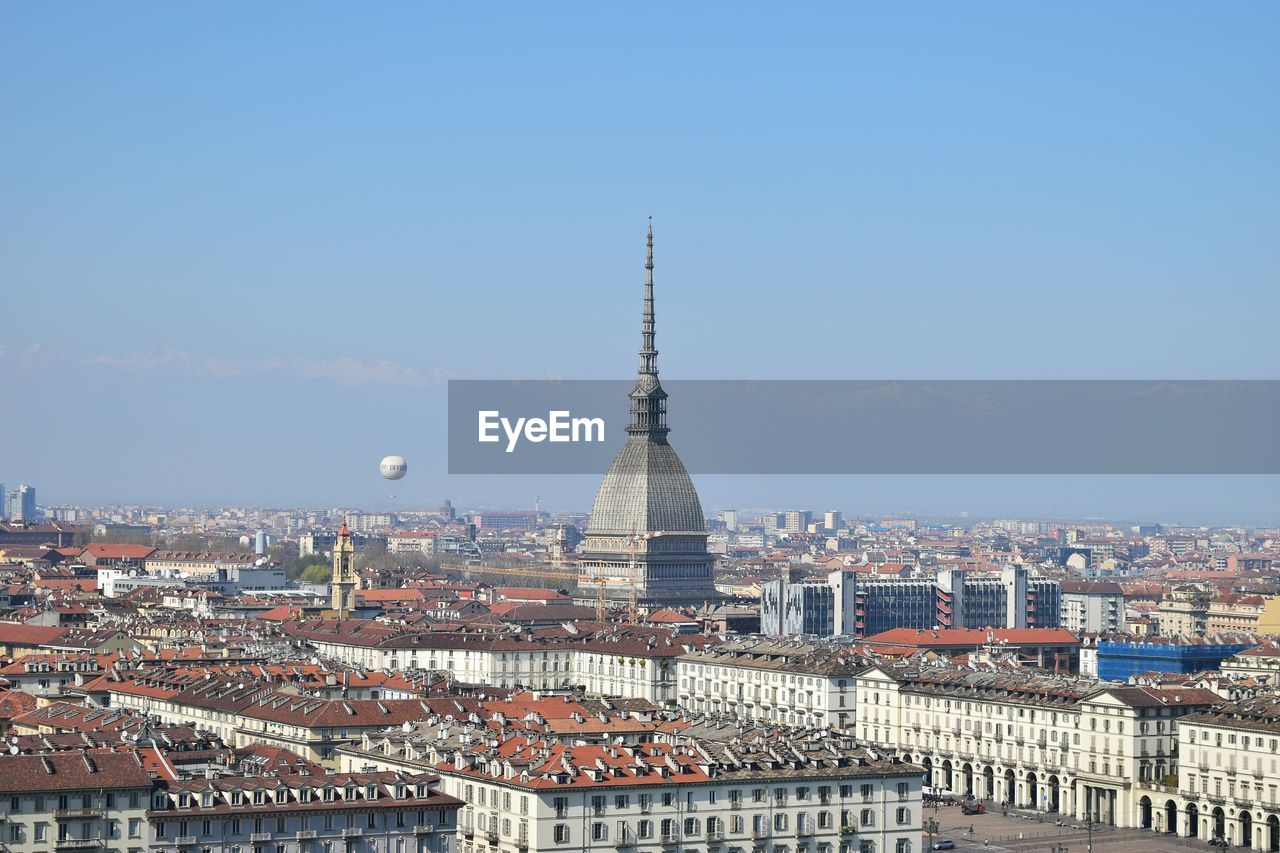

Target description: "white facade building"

left=855, top=663, right=1219, bottom=829
left=678, top=638, right=860, bottom=730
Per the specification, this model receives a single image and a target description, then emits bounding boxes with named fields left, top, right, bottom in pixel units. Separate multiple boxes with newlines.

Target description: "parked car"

left=932, top=841, right=956, bottom=850
left=961, top=801, right=986, bottom=815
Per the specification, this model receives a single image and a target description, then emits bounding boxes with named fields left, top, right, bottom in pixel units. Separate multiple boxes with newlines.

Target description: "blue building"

left=1096, top=637, right=1253, bottom=681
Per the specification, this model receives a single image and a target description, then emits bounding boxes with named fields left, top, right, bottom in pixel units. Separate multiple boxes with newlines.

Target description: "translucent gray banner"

left=447, top=380, right=1280, bottom=474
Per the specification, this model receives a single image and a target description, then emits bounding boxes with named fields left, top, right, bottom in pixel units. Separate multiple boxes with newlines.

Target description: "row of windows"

left=9, top=791, right=143, bottom=812
left=687, top=664, right=832, bottom=688
left=8, top=819, right=143, bottom=843
left=155, top=809, right=449, bottom=837
left=548, top=809, right=914, bottom=844
left=550, top=782, right=911, bottom=813
left=1194, top=730, right=1280, bottom=750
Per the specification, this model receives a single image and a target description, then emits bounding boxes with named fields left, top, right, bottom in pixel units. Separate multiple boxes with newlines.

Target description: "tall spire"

left=627, top=217, right=669, bottom=438
left=639, top=216, right=658, bottom=376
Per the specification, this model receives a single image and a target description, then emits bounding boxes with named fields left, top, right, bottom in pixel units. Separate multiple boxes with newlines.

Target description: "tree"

left=301, top=563, right=332, bottom=585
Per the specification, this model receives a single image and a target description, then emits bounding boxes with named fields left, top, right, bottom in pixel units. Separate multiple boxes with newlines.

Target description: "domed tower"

left=577, top=222, right=717, bottom=607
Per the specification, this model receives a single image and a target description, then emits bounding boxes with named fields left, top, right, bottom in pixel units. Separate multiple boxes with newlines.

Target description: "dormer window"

left=299, top=788, right=312, bottom=804
left=395, top=785, right=407, bottom=800
left=231, top=790, right=243, bottom=806
left=178, top=793, right=191, bottom=808
left=252, top=790, right=264, bottom=805
left=366, top=785, right=378, bottom=800
left=201, top=792, right=213, bottom=808
left=323, top=788, right=335, bottom=802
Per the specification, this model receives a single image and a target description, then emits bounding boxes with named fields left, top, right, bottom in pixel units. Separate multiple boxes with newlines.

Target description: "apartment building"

left=91, top=671, right=440, bottom=763
left=854, top=663, right=1219, bottom=829
left=0, top=751, right=461, bottom=853
left=826, top=567, right=1061, bottom=639
left=1158, top=587, right=1212, bottom=636
left=1149, top=699, right=1280, bottom=848
left=346, top=718, right=923, bottom=853
left=285, top=620, right=711, bottom=705
left=145, top=551, right=261, bottom=578
left=1221, top=642, right=1280, bottom=681
left=150, top=769, right=460, bottom=853
left=0, top=752, right=153, bottom=852
left=1060, top=580, right=1125, bottom=635
left=1207, top=594, right=1267, bottom=635
left=677, top=638, right=861, bottom=730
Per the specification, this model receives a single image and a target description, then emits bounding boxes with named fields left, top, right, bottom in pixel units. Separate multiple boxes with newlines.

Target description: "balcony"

left=661, top=834, right=681, bottom=846
left=485, top=829, right=499, bottom=844
left=752, top=829, right=771, bottom=840
left=54, top=840, right=104, bottom=851
left=794, top=826, right=815, bottom=838
left=414, top=825, right=436, bottom=835
left=297, top=829, right=318, bottom=839
left=342, top=827, right=364, bottom=838
left=461, top=822, right=476, bottom=837
left=250, top=832, right=272, bottom=842
left=54, top=809, right=104, bottom=820
left=517, top=832, right=530, bottom=850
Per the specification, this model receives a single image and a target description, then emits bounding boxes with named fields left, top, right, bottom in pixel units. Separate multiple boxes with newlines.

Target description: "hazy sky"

left=3, top=4, right=1278, bottom=523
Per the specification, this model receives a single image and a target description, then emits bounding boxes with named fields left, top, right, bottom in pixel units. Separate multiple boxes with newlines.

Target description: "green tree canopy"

left=301, top=563, right=332, bottom=585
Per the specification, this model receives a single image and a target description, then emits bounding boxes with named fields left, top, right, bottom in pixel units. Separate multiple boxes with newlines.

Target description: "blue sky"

left=3, top=3, right=1278, bottom=522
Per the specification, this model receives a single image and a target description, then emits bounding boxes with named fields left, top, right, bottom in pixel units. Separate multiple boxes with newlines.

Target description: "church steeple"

left=627, top=218, right=669, bottom=439
left=330, top=518, right=357, bottom=618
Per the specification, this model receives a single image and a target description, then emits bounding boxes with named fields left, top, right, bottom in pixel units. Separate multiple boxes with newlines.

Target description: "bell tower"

left=330, top=519, right=357, bottom=617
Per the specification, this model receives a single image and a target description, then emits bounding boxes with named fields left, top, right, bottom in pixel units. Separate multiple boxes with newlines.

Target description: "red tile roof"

left=0, top=752, right=152, bottom=793
left=864, top=627, right=1080, bottom=647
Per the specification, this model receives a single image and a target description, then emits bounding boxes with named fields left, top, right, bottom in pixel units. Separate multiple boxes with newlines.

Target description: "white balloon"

left=379, top=455, right=408, bottom=480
